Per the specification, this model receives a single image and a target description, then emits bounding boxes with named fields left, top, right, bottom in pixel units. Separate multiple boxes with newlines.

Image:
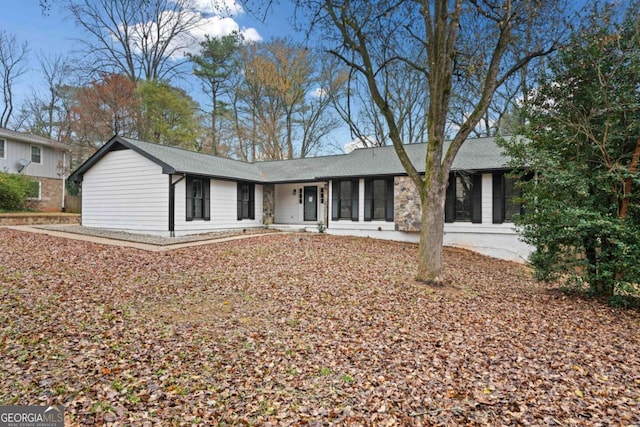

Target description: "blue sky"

left=1, top=1, right=300, bottom=55
left=0, top=0, right=303, bottom=106
left=0, top=1, right=354, bottom=151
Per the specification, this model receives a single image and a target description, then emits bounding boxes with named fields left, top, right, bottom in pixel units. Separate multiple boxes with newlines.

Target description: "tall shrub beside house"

left=0, top=172, right=36, bottom=211
left=504, top=2, right=640, bottom=300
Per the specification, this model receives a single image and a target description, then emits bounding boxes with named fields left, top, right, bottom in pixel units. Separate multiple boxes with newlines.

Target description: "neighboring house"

left=69, top=135, right=532, bottom=261
left=0, top=128, right=69, bottom=211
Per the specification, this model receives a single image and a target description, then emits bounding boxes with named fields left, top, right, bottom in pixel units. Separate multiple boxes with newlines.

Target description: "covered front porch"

left=264, top=182, right=329, bottom=228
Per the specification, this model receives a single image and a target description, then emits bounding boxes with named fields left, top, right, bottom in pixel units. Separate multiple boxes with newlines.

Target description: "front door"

left=303, top=186, right=318, bottom=222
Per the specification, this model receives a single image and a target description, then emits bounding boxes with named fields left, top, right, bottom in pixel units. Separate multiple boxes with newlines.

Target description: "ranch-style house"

left=69, top=135, right=531, bottom=261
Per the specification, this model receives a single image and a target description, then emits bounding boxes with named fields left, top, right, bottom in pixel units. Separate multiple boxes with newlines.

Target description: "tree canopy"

left=504, top=1, right=640, bottom=300
left=294, top=0, right=570, bottom=281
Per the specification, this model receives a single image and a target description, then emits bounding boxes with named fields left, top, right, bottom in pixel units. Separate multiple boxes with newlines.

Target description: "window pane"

left=339, top=181, right=352, bottom=219
left=193, top=199, right=203, bottom=218
left=31, top=146, right=41, bottom=163
left=238, top=183, right=252, bottom=219
left=0, top=140, right=4, bottom=158
left=455, top=174, right=472, bottom=221
left=193, top=179, right=202, bottom=198
left=191, top=179, right=204, bottom=219
left=373, top=179, right=386, bottom=220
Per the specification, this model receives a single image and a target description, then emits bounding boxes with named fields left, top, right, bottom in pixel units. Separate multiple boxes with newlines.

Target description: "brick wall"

left=30, top=176, right=65, bottom=212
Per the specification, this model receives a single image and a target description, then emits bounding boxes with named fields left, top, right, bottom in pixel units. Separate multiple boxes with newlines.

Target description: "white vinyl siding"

left=0, top=140, right=64, bottom=178
left=174, top=179, right=263, bottom=234
left=482, top=173, right=493, bottom=223
left=82, top=149, right=168, bottom=232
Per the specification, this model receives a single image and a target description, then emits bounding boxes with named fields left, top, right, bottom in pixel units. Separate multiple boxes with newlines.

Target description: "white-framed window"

left=31, top=145, right=42, bottom=164
left=26, top=180, right=41, bottom=200
left=0, top=139, right=5, bottom=159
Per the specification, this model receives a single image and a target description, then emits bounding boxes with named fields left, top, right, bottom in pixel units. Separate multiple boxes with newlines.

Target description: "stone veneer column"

left=394, top=176, right=422, bottom=231
left=262, top=184, right=275, bottom=225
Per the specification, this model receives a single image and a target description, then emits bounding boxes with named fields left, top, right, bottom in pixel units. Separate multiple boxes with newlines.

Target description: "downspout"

left=61, top=152, right=67, bottom=211
left=169, top=174, right=186, bottom=237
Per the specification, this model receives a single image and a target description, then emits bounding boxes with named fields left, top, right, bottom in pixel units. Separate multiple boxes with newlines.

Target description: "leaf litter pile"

left=1, top=228, right=639, bottom=426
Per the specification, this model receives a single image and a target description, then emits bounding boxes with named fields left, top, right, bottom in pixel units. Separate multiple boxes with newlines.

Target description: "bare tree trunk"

left=286, top=114, right=294, bottom=159
left=417, top=181, right=447, bottom=282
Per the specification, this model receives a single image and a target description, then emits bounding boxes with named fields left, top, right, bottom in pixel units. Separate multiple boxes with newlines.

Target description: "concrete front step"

left=270, top=224, right=324, bottom=233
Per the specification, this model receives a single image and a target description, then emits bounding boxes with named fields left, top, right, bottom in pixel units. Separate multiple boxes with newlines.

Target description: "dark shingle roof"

left=69, top=135, right=512, bottom=183
left=255, top=155, right=346, bottom=182
left=314, top=136, right=510, bottom=178
left=119, top=137, right=263, bottom=182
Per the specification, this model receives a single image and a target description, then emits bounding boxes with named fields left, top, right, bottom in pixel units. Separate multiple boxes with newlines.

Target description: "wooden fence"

left=64, top=195, right=81, bottom=213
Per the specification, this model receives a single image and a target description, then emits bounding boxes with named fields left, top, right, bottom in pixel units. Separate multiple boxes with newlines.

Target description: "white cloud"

left=240, top=27, right=262, bottom=43
left=194, top=15, right=262, bottom=42
left=176, top=15, right=262, bottom=57
left=344, top=136, right=376, bottom=153
left=191, top=0, right=244, bottom=16
left=121, top=3, right=261, bottom=61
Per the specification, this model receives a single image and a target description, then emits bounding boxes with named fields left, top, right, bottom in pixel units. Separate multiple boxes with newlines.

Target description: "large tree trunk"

left=417, top=182, right=446, bottom=282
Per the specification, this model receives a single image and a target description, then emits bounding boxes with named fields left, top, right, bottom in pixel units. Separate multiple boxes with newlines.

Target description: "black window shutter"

left=331, top=180, right=339, bottom=221
left=471, top=174, right=483, bottom=223
left=385, top=178, right=394, bottom=222
left=364, top=179, right=372, bottom=221
left=445, top=173, right=456, bottom=223
left=351, top=180, right=359, bottom=221
left=186, top=176, right=194, bottom=221
left=492, top=173, right=505, bottom=224
left=237, top=182, right=242, bottom=220
left=249, top=183, right=255, bottom=220
left=203, top=179, right=210, bottom=221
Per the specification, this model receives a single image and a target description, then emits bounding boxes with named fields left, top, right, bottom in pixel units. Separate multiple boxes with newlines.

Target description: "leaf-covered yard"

left=1, top=229, right=639, bottom=426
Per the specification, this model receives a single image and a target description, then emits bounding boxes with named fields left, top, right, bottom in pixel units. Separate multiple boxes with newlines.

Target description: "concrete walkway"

left=6, top=225, right=281, bottom=252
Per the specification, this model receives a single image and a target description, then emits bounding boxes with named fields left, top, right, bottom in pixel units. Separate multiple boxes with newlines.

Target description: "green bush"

left=0, top=172, right=36, bottom=211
